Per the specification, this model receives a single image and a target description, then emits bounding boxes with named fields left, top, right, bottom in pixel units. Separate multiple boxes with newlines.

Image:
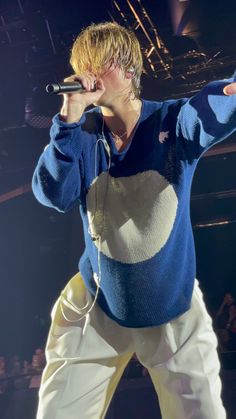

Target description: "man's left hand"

left=223, top=82, right=236, bottom=96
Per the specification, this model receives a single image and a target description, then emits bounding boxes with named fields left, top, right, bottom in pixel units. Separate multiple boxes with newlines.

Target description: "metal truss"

left=109, top=0, right=173, bottom=79
left=109, top=0, right=236, bottom=94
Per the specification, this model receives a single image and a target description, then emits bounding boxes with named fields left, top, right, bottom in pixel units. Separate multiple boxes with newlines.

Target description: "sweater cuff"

left=50, top=113, right=86, bottom=157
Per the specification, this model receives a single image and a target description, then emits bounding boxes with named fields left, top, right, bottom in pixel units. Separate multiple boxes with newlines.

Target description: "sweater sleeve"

left=32, top=113, right=86, bottom=212
left=176, top=72, right=236, bottom=159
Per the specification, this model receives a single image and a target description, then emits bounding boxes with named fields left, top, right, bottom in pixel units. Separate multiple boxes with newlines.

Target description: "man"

left=32, top=21, right=236, bottom=419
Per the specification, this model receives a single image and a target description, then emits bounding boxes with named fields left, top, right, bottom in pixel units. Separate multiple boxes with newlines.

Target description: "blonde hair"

left=70, top=22, right=143, bottom=98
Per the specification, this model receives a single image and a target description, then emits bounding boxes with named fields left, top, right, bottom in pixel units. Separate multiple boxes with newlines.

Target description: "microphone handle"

left=45, top=81, right=86, bottom=94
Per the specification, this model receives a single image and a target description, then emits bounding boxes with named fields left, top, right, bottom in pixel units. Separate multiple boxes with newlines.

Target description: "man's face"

left=93, top=63, right=133, bottom=106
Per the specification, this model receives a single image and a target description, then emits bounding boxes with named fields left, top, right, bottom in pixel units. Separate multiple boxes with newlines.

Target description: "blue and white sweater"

left=32, top=76, right=236, bottom=328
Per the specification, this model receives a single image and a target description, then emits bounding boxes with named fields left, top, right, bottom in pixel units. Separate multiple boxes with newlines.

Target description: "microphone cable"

left=60, top=113, right=111, bottom=323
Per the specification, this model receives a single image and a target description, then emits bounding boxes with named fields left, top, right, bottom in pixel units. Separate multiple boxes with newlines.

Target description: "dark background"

left=0, top=0, right=236, bottom=360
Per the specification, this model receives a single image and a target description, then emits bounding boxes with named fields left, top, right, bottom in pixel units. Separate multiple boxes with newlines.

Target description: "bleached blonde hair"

left=70, top=22, right=143, bottom=98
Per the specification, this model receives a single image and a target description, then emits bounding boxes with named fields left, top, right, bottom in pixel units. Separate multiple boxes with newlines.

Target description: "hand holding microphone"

left=49, top=73, right=105, bottom=124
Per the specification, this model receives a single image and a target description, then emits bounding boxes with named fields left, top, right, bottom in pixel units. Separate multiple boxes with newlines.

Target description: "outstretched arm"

left=176, top=72, right=236, bottom=159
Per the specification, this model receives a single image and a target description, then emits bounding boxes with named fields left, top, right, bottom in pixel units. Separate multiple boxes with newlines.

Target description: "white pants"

left=36, top=273, right=226, bottom=419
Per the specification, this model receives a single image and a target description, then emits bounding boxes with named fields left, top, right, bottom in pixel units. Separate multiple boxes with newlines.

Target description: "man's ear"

left=125, top=67, right=135, bottom=79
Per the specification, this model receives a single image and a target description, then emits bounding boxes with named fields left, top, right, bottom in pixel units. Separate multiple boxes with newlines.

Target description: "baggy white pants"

left=36, top=273, right=226, bottom=419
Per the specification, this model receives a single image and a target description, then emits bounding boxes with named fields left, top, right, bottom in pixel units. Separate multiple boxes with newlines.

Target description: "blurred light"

left=168, top=0, right=200, bottom=38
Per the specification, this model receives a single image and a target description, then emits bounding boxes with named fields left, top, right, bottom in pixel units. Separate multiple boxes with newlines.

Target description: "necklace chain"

left=102, top=101, right=142, bottom=145
left=110, top=105, right=141, bottom=143
left=111, top=130, right=128, bottom=142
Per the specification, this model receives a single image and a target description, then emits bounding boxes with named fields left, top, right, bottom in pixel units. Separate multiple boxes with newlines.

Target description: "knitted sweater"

left=32, top=75, right=236, bottom=327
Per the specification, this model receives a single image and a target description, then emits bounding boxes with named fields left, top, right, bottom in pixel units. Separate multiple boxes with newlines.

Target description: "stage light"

left=168, top=0, right=200, bottom=38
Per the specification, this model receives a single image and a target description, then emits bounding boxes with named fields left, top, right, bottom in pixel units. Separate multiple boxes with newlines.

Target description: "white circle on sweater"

left=87, top=170, right=178, bottom=263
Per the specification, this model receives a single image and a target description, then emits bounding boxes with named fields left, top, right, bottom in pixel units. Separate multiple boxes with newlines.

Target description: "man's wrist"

left=59, top=113, right=80, bottom=124
left=60, top=108, right=85, bottom=124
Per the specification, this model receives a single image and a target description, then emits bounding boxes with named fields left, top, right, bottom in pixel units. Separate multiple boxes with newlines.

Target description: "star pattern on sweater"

left=159, top=131, right=169, bottom=143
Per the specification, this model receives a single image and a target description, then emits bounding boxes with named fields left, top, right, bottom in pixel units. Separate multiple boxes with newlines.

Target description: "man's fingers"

left=223, top=82, right=236, bottom=96
left=96, top=78, right=105, bottom=92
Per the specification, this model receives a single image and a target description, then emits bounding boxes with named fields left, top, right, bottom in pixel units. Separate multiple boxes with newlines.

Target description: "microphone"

left=45, top=81, right=93, bottom=94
